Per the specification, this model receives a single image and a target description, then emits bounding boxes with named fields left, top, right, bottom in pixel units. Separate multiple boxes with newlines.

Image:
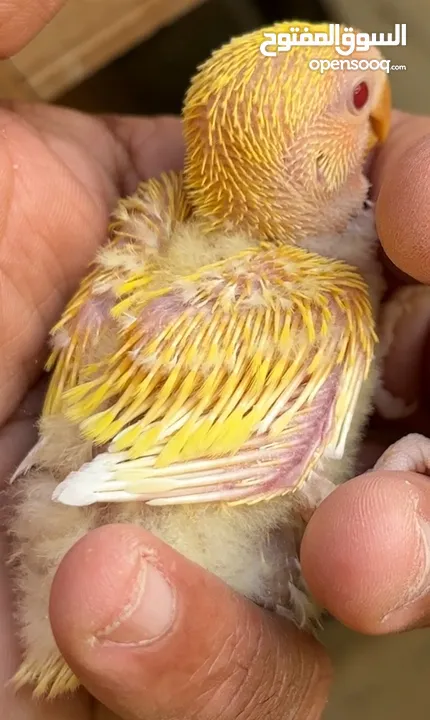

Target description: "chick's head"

left=183, top=21, right=391, bottom=244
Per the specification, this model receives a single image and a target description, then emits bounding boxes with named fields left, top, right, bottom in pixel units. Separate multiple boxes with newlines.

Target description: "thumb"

left=49, top=525, right=330, bottom=720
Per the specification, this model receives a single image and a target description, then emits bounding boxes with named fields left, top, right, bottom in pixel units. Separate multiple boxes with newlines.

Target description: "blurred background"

left=1, top=0, right=430, bottom=718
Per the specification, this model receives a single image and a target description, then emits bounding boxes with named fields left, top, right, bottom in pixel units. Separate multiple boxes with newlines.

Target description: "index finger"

left=0, top=0, right=65, bottom=57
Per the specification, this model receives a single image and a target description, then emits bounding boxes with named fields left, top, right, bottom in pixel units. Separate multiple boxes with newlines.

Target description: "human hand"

left=2, top=3, right=430, bottom=718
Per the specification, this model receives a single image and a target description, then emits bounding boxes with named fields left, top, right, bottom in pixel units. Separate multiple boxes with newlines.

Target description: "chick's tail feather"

left=11, top=654, right=79, bottom=699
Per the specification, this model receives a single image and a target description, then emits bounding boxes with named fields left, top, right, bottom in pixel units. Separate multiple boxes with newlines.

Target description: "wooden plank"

left=10, top=0, right=204, bottom=100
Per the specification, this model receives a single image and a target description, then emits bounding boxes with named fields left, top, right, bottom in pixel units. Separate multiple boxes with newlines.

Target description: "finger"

left=372, top=110, right=430, bottom=283
left=0, top=0, right=66, bottom=57
left=301, top=471, right=430, bottom=634
left=50, top=525, right=330, bottom=720
left=102, top=114, right=184, bottom=194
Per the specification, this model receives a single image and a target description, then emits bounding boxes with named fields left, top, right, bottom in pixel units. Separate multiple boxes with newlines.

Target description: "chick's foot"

left=374, top=433, right=430, bottom=475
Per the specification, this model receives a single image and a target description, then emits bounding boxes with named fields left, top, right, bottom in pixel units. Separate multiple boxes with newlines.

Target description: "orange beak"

left=367, top=79, right=391, bottom=151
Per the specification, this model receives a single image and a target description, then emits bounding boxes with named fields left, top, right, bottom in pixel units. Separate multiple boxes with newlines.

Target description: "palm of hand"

left=0, top=102, right=183, bottom=719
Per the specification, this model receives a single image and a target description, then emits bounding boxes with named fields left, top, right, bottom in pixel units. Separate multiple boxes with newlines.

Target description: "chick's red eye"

left=352, top=81, right=369, bottom=110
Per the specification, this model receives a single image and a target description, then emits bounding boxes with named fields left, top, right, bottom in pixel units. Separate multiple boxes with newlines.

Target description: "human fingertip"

left=301, top=471, right=430, bottom=634
left=376, top=132, right=430, bottom=283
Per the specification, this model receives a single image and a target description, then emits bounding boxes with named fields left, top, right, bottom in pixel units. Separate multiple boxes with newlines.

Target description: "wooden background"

left=0, top=0, right=205, bottom=100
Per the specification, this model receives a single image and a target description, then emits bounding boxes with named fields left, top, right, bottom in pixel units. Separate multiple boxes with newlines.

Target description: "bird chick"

left=10, top=21, right=393, bottom=699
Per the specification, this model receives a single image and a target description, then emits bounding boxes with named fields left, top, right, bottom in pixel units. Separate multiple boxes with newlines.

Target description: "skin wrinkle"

left=240, top=636, right=284, bottom=720
left=195, top=615, right=286, bottom=720
left=184, top=611, right=256, bottom=717
left=289, top=660, right=317, bottom=719
left=199, top=666, right=251, bottom=720
left=226, top=619, right=263, bottom=718
left=269, top=626, right=330, bottom=720
left=187, top=627, right=239, bottom=686
left=282, top=650, right=305, bottom=714
left=236, top=617, right=326, bottom=720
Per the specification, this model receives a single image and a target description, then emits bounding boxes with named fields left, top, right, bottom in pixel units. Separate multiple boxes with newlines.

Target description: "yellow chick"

left=10, top=21, right=391, bottom=699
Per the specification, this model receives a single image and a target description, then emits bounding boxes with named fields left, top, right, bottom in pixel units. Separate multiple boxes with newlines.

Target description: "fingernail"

left=96, top=557, right=175, bottom=646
